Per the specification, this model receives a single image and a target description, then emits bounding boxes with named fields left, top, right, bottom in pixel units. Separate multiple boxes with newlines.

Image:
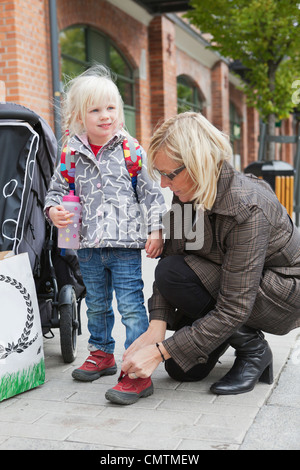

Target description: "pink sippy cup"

left=58, top=190, right=82, bottom=249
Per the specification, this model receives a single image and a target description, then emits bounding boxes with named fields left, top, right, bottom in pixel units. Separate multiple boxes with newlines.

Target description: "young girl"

left=44, top=65, right=166, bottom=405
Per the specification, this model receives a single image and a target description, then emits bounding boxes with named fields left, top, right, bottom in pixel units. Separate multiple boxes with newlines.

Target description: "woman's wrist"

left=155, top=342, right=170, bottom=362
left=148, top=320, right=167, bottom=341
left=145, top=321, right=167, bottom=347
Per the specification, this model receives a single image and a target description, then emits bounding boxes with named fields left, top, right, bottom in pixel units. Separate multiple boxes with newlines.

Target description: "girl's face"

left=84, top=102, right=119, bottom=146
left=154, top=149, right=195, bottom=203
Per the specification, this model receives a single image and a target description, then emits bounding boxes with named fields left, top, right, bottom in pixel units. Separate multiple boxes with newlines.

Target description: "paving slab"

left=240, top=351, right=300, bottom=450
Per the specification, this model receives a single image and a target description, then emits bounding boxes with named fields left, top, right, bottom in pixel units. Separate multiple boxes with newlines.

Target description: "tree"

left=186, top=0, right=300, bottom=160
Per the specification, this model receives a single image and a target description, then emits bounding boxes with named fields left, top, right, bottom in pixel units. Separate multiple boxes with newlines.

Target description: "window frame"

left=59, top=25, right=136, bottom=134
left=177, top=75, right=203, bottom=114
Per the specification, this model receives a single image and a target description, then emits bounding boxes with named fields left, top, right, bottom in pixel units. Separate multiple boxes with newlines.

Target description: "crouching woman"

left=121, top=111, right=300, bottom=395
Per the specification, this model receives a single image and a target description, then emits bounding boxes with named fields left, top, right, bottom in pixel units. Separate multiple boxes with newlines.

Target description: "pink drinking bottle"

left=58, top=190, right=82, bottom=249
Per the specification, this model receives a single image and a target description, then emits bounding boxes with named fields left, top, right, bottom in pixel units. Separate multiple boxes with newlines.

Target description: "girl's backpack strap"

left=122, top=137, right=142, bottom=196
left=122, top=137, right=142, bottom=177
left=60, top=145, right=76, bottom=190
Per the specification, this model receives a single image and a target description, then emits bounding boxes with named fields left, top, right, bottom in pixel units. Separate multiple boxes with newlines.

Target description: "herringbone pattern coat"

left=149, top=161, right=300, bottom=372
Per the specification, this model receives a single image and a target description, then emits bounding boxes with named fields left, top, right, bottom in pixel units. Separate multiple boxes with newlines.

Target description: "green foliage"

left=186, top=0, right=300, bottom=121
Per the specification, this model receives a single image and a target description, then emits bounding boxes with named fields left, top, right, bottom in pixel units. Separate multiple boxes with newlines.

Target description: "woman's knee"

left=164, top=342, right=229, bottom=382
left=164, top=358, right=212, bottom=382
left=155, top=255, right=187, bottom=291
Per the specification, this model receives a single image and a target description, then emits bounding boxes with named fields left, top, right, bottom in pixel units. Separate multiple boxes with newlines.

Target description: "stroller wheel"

left=58, top=285, right=78, bottom=363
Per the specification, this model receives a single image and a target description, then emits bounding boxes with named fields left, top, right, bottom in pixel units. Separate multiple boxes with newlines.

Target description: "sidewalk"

left=241, top=331, right=300, bottom=450
left=0, top=283, right=299, bottom=450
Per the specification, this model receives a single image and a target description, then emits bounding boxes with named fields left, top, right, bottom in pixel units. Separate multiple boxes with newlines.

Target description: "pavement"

left=0, top=250, right=299, bottom=452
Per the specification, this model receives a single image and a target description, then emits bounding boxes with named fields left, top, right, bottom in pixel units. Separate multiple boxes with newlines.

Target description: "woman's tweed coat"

left=149, top=161, right=300, bottom=372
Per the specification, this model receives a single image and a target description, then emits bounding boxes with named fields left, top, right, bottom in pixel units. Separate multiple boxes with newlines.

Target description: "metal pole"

left=258, top=121, right=266, bottom=161
left=49, top=0, right=62, bottom=152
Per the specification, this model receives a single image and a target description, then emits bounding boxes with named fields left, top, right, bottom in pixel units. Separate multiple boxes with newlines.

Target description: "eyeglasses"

left=154, top=164, right=186, bottom=181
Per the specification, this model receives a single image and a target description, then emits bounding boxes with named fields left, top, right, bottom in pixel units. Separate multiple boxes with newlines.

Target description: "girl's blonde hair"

left=147, top=112, right=233, bottom=209
left=61, top=64, right=125, bottom=145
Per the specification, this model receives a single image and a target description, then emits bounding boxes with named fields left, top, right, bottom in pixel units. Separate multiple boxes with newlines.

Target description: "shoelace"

left=118, top=371, right=126, bottom=382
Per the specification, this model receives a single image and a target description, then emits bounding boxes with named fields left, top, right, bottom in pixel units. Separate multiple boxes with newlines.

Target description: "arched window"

left=59, top=25, right=136, bottom=135
left=177, top=75, right=203, bottom=114
left=230, top=101, right=242, bottom=170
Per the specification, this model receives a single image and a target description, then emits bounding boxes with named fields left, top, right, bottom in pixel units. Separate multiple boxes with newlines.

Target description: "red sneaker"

left=105, top=372, right=154, bottom=405
left=72, top=350, right=117, bottom=382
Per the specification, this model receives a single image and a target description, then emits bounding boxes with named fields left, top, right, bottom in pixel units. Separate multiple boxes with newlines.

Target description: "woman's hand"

left=122, top=321, right=169, bottom=379
left=122, top=344, right=162, bottom=378
left=123, top=320, right=167, bottom=363
left=48, top=205, right=74, bottom=229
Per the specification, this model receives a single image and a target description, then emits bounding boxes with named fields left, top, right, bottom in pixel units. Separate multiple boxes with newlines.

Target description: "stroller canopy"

left=0, top=103, right=57, bottom=268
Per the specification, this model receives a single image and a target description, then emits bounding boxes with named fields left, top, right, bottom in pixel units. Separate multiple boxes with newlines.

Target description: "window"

left=177, top=75, right=203, bottom=114
left=59, top=26, right=136, bottom=135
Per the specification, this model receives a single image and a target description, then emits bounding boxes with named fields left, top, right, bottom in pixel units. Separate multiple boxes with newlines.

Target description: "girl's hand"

left=145, top=230, right=164, bottom=258
left=48, top=205, right=74, bottom=229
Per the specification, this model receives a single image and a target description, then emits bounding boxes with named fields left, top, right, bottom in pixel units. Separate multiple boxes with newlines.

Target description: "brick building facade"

left=0, top=0, right=295, bottom=168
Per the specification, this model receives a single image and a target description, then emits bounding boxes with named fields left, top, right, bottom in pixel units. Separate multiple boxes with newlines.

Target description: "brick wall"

left=0, top=0, right=280, bottom=165
left=0, top=80, right=5, bottom=100
left=148, top=16, right=177, bottom=131
left=280, top=116, right=294, bottom=165
left=246, top=106, right=260, bottom=166
left=0, top=0, right=53, bottom=126
left=0, top=1, right=17, bottom=101
left=211, top=61, right=230, bottom=136
left=229, top=82, right=247, bottom=168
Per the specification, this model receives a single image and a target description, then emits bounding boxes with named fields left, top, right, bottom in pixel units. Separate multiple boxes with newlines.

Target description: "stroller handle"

left=0, top=109, right=40, bottom=126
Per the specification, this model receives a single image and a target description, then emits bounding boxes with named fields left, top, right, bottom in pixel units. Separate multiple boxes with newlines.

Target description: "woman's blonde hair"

left=61, top=64, right=125, bottom=145
left=147, top=112, right=233, bottom=209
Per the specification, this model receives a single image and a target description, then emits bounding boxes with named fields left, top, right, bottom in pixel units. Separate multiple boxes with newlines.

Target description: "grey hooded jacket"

left=44, top=132, right=166, bottom=249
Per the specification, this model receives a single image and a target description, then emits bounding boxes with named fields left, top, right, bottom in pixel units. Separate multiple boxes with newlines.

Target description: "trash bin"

left=244, top=161, right=295, bottom=217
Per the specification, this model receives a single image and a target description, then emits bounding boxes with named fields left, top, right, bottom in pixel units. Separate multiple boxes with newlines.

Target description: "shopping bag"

left=0, top=252, right=45, bottom=401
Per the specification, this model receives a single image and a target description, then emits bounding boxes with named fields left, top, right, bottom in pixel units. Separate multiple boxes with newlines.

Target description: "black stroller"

left=0, top=102, right=85, bottom=363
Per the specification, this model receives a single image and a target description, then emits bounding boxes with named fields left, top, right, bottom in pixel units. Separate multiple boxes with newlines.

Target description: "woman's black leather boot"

left=210, top=325, right=273, bottom=395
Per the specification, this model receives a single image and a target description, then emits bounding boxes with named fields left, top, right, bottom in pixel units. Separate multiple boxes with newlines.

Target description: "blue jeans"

left=77, top=247, right=149, bottom=354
